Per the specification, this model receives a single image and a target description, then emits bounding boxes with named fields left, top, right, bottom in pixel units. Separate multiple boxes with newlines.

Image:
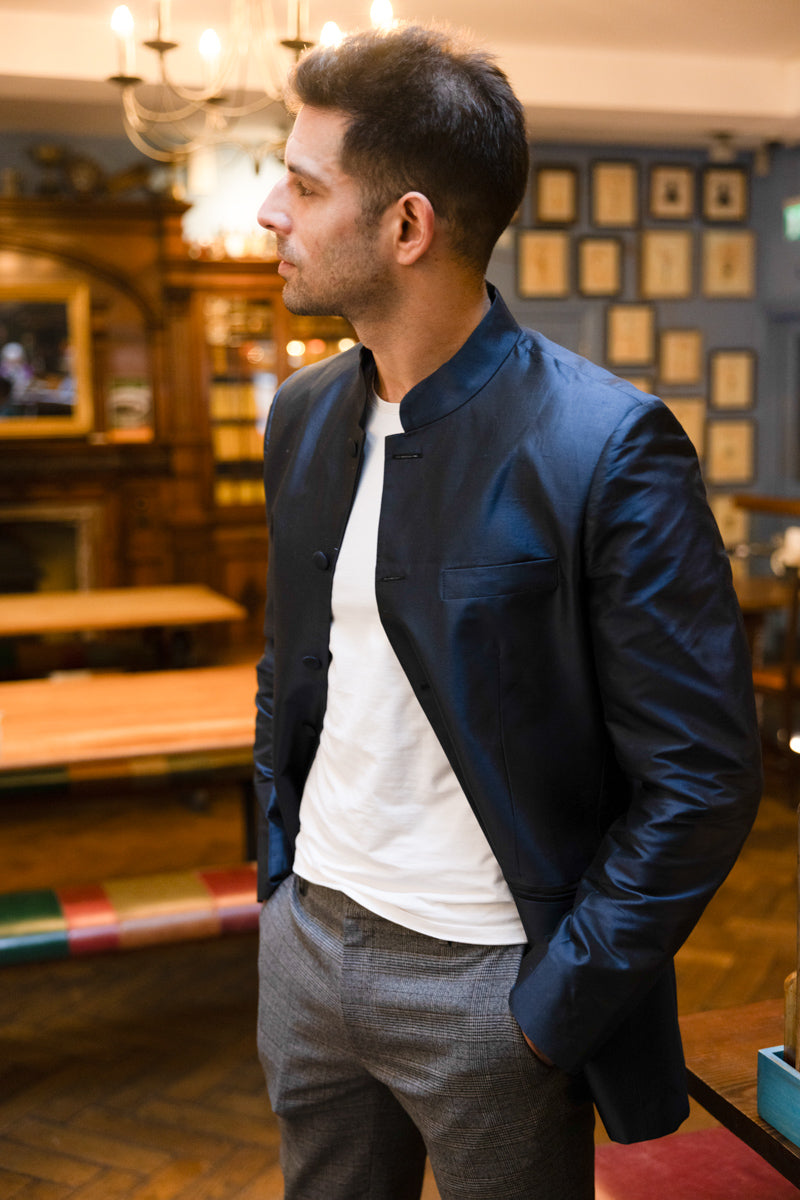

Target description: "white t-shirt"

left=293, top=393, right=526, bottom=944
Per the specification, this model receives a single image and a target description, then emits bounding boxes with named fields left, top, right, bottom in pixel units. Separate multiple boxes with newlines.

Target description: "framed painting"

left=534, top=165, right=579, bottom=225
left=702, top=230, right=756, bottom=297
left=649, top=164, right=695, bottom=220
left=577, top=236, right=623, bottom=297
left=591, top=161, right=639, bottom=228
left=709, top=348, right=756, bottom=409
left=705, top=418, right=756, bottom=485
left=702, top=166, right=749, bottom=223
left=0, top=281, right=92, bottom=437
left=640, top=229, right=693, bottom=299
left=516, top=230, right=571, bottom=298
left=659, top=328, right=703, bottom=386
left=606, top=303, right=655, bottom=366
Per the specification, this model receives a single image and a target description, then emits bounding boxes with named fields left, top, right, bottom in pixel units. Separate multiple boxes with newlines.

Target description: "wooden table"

left=680, top=999, right=800, bottom=1186
left=0, top=585, right=246, bottom=638
left=0, top=662, right=258, bottom=856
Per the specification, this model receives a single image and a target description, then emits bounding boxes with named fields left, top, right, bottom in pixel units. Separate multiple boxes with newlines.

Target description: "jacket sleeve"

left=510, top=399, right=762, bottom=1072
left=254, top=637, right=292, bottom=898
left=253, top=390, right=293, bottom=900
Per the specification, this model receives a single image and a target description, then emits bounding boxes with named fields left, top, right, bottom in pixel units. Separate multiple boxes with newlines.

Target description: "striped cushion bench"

left=0, top=863, right=259, bottom=965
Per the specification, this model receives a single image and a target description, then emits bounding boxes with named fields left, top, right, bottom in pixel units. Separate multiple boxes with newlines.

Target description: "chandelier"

left=108, top=1, right=394, bottom=167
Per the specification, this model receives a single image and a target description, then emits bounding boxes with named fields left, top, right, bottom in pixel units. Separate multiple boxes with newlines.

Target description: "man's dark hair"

left=288, top=24, right=529, bottom=273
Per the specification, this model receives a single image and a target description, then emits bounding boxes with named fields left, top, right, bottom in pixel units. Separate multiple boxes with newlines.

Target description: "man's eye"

left=295, top=181, right=313, bottom=197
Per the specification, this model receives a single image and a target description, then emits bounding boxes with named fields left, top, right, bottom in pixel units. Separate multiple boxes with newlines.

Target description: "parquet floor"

left=0, top=776, right=796, bottom=1198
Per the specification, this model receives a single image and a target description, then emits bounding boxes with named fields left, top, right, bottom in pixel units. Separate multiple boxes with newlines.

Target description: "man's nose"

left=258, top=177, right=290, bottom=234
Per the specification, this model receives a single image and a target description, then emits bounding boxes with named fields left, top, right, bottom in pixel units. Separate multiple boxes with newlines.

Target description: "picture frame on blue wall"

left=709, top=348, right=756, bottom=409
left=577, top=236, right=623, bottom=297
left=649, top=164, right=695, bottom=220
left=702, top=230, right=756, bottom=297
left=702, top=165, right=749, bottom=223
left=606, top=303, right=655, bottom=366
left=534, top=165, right=579, bottom=225
left=640, top=229, right=694, bottom=299
left=516, top=230, right=571, bottom=298
left=659, top=328, right=703, bottom=386
left=705, top=418, right=755, bottom=485
left=591, top=161, right=639, bottom=228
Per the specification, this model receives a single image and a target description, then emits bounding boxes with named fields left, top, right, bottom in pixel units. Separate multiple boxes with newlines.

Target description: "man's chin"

left=281, top=286, right=340, bottom=319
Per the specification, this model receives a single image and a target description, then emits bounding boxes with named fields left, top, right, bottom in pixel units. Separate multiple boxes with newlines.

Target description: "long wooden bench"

left=0, top=862, right=260, bottom=966
left=0, top=662, right=259, bottom=857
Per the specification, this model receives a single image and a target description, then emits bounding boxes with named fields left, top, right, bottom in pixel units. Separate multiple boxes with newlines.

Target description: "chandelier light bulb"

left=369, top=0, right=393, bottom=31
left=110, top=4, right=133, bottom=36
left=199, top=27, right=222, bottom=88
left=319, top=21, right=343, bottom=46
left=110, top=5, right=136, bottom=76
left=199, top=28, right=222, bottom=63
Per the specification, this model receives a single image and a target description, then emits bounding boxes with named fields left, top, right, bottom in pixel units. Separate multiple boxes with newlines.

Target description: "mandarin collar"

left=357, top=284, right=522, bottom=432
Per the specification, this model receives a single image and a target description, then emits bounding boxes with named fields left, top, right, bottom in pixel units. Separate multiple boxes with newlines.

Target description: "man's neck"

left=355, top=278, right=490, bottom=405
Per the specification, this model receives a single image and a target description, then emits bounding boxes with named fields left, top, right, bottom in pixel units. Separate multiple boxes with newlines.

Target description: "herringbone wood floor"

left=0, top=776, right=796, bottom=1197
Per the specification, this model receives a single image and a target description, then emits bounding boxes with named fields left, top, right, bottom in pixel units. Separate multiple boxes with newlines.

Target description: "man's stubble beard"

left=280, top=266, right=393, bottom=329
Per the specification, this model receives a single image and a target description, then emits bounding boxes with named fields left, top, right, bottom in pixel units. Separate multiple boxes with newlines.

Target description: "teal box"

left=757, top=1045, right=800, bottom=1148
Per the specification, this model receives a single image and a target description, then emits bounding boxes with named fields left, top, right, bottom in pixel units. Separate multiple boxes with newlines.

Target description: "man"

left=253, top=23, right=762, bottom=1200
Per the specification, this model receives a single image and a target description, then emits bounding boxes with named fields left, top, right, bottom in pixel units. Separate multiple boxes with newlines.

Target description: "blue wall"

left=487, top=140, right=800, bottom=544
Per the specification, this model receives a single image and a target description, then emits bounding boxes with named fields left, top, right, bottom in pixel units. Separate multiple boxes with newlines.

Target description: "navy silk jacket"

left=254, top=286, right=762, bottom=1143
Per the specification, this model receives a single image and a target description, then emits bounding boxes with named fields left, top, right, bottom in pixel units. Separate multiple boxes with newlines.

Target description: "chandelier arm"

left=122, top=112, right=263, bottom=163
left=121, top=84, right=216, bottom=127
left=121, top=116, right=191, bottom=163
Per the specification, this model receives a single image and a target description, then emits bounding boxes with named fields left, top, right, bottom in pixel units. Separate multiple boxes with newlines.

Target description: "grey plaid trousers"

left=257, top=874, right=594, bottom=1200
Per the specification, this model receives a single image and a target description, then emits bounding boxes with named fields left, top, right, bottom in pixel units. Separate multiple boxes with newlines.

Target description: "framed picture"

left=705, top=418, right=755, bottom=485
left=0, top=281, right=93, bottom=438
left=702, top=230, right=756, bottom=297
left=516, top=230, right=571, bottom=298
left=606, top=303, right=655, bottom=366
left=701, top=166, right=749, bottom=222
left=663, top=396, right=706, bottom=459
left=659, top=328, right=703, bottom=386
left=649, top=164, right=695, bottom=220
left=591, top=161, right=639, bottom=228
left=709, top=349, right=756, bottom=410
left=708, top=493, right=749, bottom=550
left=640, top=229, right=693, bottom=299
left=577, top=236, right=623, bottom=297
left=534, top=165, right=579, bottom=225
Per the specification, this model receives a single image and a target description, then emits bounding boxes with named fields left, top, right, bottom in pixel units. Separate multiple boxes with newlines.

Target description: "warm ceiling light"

left=108, top=1, right=396, bottom=167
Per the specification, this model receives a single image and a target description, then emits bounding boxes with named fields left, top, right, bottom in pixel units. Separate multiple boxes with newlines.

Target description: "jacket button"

left=348, top=438, right=359, bottom=457
left=312, top=550, right=330, bottom=571
left=302, top=655, right=322, bottom=671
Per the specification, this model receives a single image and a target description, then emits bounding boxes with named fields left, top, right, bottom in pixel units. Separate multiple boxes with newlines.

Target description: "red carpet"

left=595, top=1125, right=798, bottom=1199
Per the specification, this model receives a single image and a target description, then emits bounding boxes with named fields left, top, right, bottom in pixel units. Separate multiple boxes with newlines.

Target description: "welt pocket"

left=440, top=557, right=558, bottom=601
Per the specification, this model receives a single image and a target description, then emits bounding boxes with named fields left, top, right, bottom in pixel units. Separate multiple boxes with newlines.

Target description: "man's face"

left=257, top=106, right=392, bottom=324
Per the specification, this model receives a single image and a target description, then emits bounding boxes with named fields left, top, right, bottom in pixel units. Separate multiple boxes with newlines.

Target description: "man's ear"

left=391, top=192, right=435, bottom=266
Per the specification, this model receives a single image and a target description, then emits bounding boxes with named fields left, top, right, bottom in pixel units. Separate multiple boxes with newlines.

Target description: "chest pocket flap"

left=440, top=558, right=558, bottom=601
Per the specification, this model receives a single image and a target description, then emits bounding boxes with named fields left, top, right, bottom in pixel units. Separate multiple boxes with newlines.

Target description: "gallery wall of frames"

left=489, top=141, right=800, bottom=551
